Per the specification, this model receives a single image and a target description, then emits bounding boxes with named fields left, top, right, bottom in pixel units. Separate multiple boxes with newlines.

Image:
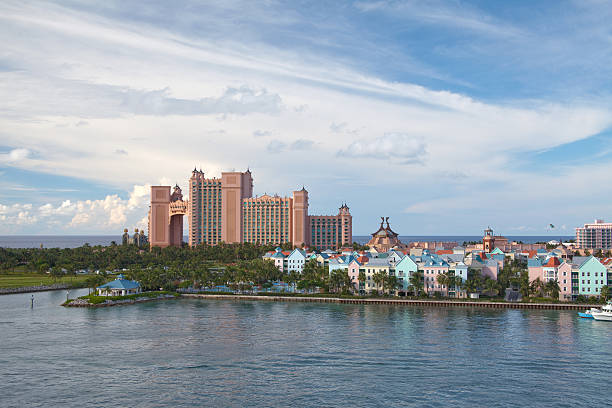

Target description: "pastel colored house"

left=263, top=247, right=287, bottom=272
left=360, top=258, right=391, bottom=294
left=286, top=248, right=308, bottom=273
left=481, top=259, right=499, bottom=280
left=348, top=256, right=370, bottom=294
left=420, top=254, right=450, bottom=296
left=572, top=256, right=607, bottom=298
left=394, top=255, right=418, bottom=294
left=451, top=262, right=468, bottom=298
left=386, top=250, right=404, bottom=266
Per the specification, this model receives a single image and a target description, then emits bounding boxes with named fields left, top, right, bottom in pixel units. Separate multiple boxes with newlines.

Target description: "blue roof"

left=98, top=276, right=140, bottom=290
left=527, top=258, right=542, bottom=267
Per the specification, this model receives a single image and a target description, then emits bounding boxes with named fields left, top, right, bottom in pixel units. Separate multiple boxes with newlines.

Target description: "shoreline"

left=182, top=294, right=600, bottom=310
left=63, top=293, right=178, bottom=307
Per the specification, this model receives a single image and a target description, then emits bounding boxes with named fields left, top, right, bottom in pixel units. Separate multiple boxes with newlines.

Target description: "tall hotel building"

left=187, top=168, right=352, bottom=248
left=576, top=219, right=612, bottom=249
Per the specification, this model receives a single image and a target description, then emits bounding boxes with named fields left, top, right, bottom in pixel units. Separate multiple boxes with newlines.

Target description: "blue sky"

left=1, top=0, right=612, bottom=235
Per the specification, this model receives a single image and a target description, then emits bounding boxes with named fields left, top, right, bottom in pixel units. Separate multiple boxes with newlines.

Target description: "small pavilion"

left=97, top=274, right=141, bottom=296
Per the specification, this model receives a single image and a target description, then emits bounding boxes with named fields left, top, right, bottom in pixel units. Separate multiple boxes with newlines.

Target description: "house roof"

left=365, top=258, right=391, bottom=267
left=527, top=258, right=541, bottom=267
left=571, top=256, right=590, bottom=268
left=543, top=257, right=561, bottom=267
left=98, top=276, right=140, bottom=290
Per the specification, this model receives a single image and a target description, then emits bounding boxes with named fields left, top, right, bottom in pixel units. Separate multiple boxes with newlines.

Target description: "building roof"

left=543, top=257, right=561, bottom=267
left=571, top=256, right=590, bottom=268
left=527, top=258, right=542, bottom=267
left=365, top=258, right=391, bottom=267
left=98, top=275, right=140, bottom=290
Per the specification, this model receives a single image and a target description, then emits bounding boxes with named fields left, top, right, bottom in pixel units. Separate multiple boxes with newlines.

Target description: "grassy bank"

left=67, top=290, right=179, bottom=305
left=0, top=272, right=90, bottom=289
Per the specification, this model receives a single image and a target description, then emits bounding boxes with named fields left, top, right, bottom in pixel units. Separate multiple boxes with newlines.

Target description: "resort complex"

left=141, top=167, right=612, bottom=302
left=148, top=168, right=352, bottom=249
left=262, top=224, right=611, bottom=301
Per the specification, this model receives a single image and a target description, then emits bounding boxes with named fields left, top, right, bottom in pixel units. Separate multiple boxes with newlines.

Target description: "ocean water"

left=1, top=290, right=610, bottom=407
left=0, top=235, right=573, bottom=249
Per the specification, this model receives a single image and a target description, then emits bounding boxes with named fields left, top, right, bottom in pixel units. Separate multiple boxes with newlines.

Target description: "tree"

left=409, top=271, right=423, bottom=297
left=601, top=285, right=610, bottom=301
left=436, top=273, right=450, bottom=297
left=372, top=271, right=386, bottom=293
left=519, top=270, right=530, bottom=299
left=358, top=270, right=366, bottom=294
left=545, top=279, right=560, bottom=300
left=387, top=275, right=399, bottom=296
left=530, top=277, right=545, bottom=297
left=483, top=277, right=499, bottom=297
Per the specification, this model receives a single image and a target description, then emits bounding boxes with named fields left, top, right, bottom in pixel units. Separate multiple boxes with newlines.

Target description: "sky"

left=1, top=0, right=612, bottom=236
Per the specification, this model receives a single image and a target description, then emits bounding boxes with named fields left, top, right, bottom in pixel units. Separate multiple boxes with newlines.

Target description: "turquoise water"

left=1, top=290, right=610, bottom=407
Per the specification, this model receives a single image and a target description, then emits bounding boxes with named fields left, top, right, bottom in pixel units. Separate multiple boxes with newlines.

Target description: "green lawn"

left=0, top=273, right=90, bottom=289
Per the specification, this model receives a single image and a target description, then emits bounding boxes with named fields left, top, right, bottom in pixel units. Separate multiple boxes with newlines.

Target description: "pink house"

left=348, top=256, right=369, bottom=294
left=423, top=265, right=450, bottom=296
left=528, top=256, right=572, bottom=300
left=481, top=260, right=499, bottom=280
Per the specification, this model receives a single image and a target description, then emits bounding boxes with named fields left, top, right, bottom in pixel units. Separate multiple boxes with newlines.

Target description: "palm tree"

left=530, top=277, right=545, bottom=297
left=483, top=277, right=499, bottom=297
left=409, top=271, right=423, bottom=297
left=387, top=275, right=399, bottom=296
left=545, top=279, right=561, bottom=300
left=436, top=273, right=450, bottom=297
left=464, top=278, right=479, bottom=296
left=372, top=271, right=386, bottom=294
left=358, top=270, right=366, bottom=294
left=601, top=285, right=610, bottom=301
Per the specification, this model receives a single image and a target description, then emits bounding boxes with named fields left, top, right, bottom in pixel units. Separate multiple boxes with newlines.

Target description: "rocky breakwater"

left=63, top=292, right=178, bottom=307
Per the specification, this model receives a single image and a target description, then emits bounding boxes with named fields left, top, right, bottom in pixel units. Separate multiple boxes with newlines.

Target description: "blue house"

left=286, top=248, right=308, bottom=273
left=97, top=274, right=141, bottom=296
left=394, top=255, right=418, bottom=293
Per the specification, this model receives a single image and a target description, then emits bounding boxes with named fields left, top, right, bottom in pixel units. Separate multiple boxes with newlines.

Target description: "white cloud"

left=0, top=148, right=31, bottom=163
left=1, top=1, right=612, bottom=234
left=338, top=133, right=427, bottom=164
left=0, top=184, right=153, bottom=234
left=253, top=129, right=271, bottom=138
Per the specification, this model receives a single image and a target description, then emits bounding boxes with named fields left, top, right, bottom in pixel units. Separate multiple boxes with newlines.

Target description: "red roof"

left=436, top=250, right=453, bottom=255
left=356, top=256, right=369, bottom=263
left=543, top=257, right=561, bottom=267
left=601, top=258, right=612, bottom=265
left=528, top=250, right=537, bottom=258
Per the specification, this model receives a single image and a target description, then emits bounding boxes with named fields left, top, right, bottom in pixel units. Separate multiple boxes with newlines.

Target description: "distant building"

left=121, top=228, right=148, bottom=247
left=169, top=168, right=352, bottom=248
left=148, top=184, right=188, bottom=248
left=367, top=217, right=407, bottom=252
left=576, top=219, right=612, bottom=250
left=478, top=227, right=545, bottom=252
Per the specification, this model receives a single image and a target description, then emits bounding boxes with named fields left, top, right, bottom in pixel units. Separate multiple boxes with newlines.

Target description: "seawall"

left=182, top=294, right=599, bottom=310
left=0, top=284, right=71, bottom=295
